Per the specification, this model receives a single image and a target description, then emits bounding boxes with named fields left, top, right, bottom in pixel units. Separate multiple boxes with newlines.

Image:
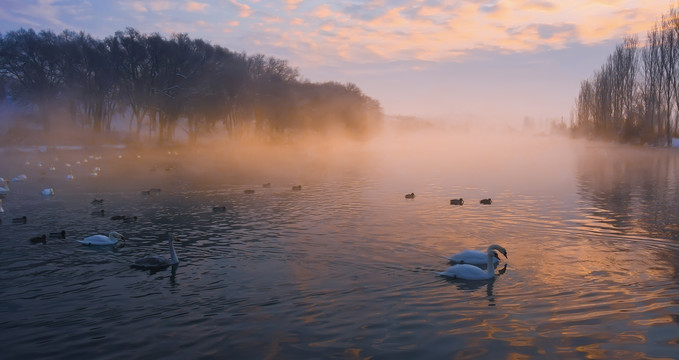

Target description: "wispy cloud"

left=0, top=0, right=670, bottom=65
left=230, top=0, right=252, bottom=18
left=186, top=1, right=208, bottom=12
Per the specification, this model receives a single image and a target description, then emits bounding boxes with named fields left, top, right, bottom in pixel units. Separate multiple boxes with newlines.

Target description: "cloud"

left=231, top=0, right=252, bottom=18
left=285, top=0, right=303, bottom=11
left=127, top=1, right=148, bottom=12
left=149, top=1, right=173, bottom=11
left=186, top=1, right=208, bottom=12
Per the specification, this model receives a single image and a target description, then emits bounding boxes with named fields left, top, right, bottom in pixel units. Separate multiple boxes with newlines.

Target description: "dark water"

left=1, top=133, right=679, bottom=359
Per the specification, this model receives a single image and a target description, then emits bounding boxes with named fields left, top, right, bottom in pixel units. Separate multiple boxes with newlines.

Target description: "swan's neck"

left=486, top=251, right=495, bottom=276
left=169, top=239, right=178, bottom=264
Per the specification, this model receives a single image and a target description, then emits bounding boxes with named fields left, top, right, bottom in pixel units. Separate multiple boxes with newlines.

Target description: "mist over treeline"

left=0, top=27, right=382, bottom=145
left=573, top=7, right=679, bottom=146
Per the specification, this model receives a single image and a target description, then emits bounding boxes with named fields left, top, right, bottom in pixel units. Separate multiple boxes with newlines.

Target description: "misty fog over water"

left=1, top=125, right=679, bottom=359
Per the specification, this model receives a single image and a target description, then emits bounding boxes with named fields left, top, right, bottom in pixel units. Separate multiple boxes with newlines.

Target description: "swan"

left=438, top=245, right=508, bottom=280
left=0, top=199, right=4, bottom=212
left=41, top=188, right=54, bottom=196
left=445, top=244, right=507, bottom=265
left=131, top=233, right=179, bottom=270
left=77, top=231, right=124, bottom=245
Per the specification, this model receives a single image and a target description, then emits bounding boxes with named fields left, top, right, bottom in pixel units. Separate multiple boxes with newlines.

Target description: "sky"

left=0, top=0, right=675, bottom=126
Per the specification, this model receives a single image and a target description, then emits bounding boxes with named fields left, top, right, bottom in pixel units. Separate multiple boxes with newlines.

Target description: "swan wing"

left=447, top=250, right=499, bottom=265
left=78, top=234, right=116, bottom=245
left=132, top=255, right=170, bottom=269
left=437, top=264, right=494, bottom=280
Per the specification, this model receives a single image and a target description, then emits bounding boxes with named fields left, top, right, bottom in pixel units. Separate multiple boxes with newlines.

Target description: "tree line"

left=573, top=7, right=679, bottom=145
left=0, top=28, right=382, bottom=143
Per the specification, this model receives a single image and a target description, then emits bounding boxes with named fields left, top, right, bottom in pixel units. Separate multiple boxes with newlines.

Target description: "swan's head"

left=488, top=244, right=507, bottom=259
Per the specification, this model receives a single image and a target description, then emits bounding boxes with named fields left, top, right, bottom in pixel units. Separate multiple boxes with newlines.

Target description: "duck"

left=244, top=189, right=255, bottom=194
left=446, top=244, right=507, bottom=266
left=130, top=233, right=179, bottom=270
left=480, top=198, right=492, bottom=205
left=438, top=245, right=508, bottom=280
left=12, top=216, right=27, bottom=224
left=77, top=231, right=125, bottom=245
left=405, top=193, right=415, bottom=199
left=450, top=198, right=464, bottom=205
left=292, top=185, right=302, bottom=191
left=49, top=230, right=66, bottom=239
left=91, top=209, right=105, bottom=216
left=29, top=234, right=47, bottom=244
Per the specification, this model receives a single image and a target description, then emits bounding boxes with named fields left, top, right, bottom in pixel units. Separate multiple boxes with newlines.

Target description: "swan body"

left=446, top=244, right=507, bottom=265
left=77, top=231, right=124, bottom=245
left=131, top=233, right=179, bottom=270
left=439, top=244, right=507, bottom=280
left=438, top=263, right=496, bottom=280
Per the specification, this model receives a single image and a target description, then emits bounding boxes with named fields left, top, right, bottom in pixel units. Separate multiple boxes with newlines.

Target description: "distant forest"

left=0, top=28, right=382, bottom=143
left=573, top=7, right=679, bottom=145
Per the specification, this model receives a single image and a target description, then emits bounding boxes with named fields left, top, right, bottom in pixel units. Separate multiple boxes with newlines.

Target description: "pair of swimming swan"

left=77, top=231, right=179, bottom=270
left=438, top=244, right=508, bottom=280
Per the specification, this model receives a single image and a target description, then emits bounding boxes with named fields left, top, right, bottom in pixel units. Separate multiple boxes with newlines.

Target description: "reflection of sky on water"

left=1, top=133, right=679, bottom=358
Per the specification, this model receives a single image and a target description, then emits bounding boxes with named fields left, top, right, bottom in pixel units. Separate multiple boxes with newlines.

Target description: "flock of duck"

left=3, top=155, right=507, bottom=280
left=405, top=193, right=493, bottom=206
left=1, top=170, right=179, bottom=271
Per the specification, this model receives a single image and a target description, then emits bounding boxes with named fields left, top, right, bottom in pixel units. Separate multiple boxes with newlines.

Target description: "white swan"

left=445, top=244, right=507, bottom=266
left=438, top=245, right=507, bottom=280
left=131, top=233, right=179, bottom=270
left=77, top=231, right=125, bottom=245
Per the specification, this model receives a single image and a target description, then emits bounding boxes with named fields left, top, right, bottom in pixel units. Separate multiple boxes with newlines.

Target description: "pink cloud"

left=231, top=0, right=252, bottom=18
left=186, top=1, right=208, bottom=12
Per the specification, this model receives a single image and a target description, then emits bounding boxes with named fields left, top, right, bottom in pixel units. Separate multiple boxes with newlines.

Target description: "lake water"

left=1, top=129, right=679, bottom=359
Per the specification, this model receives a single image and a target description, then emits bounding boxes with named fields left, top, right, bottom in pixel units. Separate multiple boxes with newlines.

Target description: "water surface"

left=1, top=131, right=679, bottom=359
